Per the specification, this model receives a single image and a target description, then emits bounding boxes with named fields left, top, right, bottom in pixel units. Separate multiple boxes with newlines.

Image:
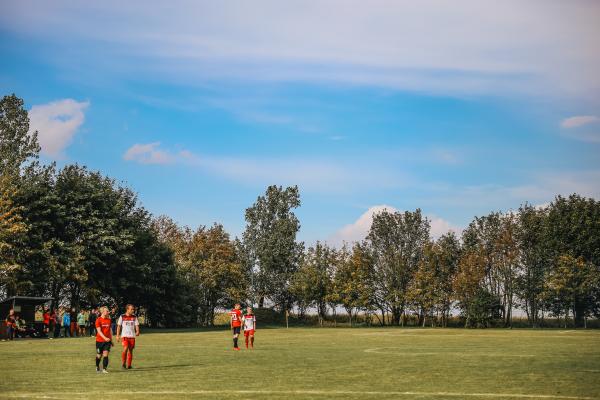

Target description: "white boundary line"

left=4, top=390, right=597, bottom=399
left=363, top=347, right=535, bottom=356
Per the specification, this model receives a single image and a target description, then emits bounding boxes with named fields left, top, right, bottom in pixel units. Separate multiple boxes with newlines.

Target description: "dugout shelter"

left=0, top=296, right=52, bottom=339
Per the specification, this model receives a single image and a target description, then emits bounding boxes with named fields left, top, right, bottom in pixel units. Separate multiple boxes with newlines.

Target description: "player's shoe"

left=102, top=369, right=109, bottom=374
left=122, top=363, right=127, bottom=369
left=127, top=365, right=133, bottom=369
left=234, top=347, right=241, bottom=351
left=96, top=367, right=100, bottom=373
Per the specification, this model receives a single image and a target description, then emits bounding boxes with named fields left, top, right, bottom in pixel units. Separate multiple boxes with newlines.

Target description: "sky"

left=1, top=0, right=599, bottom=246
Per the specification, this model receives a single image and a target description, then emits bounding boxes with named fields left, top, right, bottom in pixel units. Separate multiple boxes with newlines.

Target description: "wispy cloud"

left=3, top=1, right=599, bottom=97
left=28, top=99, right=89, bottom=157
left=560, top=115, right=600, bottom=143
left=123, top=142, right=405, bottom=193
left=561, top=115, right=599, bottom=129
left=123, top=142, right=176, bottom=165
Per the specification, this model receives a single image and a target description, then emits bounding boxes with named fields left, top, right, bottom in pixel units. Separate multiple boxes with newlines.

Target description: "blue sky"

left=1, top=1, right=599, bottom=245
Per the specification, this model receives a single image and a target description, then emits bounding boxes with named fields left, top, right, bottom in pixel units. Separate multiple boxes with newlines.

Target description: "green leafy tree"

left=515, top=204, right=549, bottom=327
left=545, top=195, right=600, bottom=326
left=0, top=174, right=28, bottom=296
left=367, top=208, right=430, bottom=325
left=333, top=243, right=374, bottom=326
left=0, top=94, right=40, bottom=176
left=543, top=254, right=599, bottom=328
left=242, top=185, right=302, bottom=312
left=291, top=242, right=334, bottom=323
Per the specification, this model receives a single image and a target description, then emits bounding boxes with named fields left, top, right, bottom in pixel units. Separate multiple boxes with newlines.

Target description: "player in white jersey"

left=242, top=307, right=256, bottom=349
left=116, top=304, right=140, bottom=369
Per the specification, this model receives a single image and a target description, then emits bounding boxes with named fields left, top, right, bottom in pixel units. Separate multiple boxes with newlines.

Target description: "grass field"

left=1, top=327, right=599, bottom=400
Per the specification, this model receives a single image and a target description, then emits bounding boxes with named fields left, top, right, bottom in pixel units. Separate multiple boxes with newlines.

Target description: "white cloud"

left=2, top=1, right=600, bottom=96
left=560, top=116, right=600, bottom=143
left=561, top=115, right=600, bottom=129
left=28, top=99, right=89, bottom=157
left=123, top=142, right=175, bottom=164
left=123, top=143, right=404, bottom=193
left=329, top=205, right=460, bottom=246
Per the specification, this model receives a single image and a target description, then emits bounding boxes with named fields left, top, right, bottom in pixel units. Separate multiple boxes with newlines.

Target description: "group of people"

left=230, top=304, right=256, bottom=350
left=45, top=307, right=100, bottom=338
left=4, top=310, right=38, bottom=339
left=6, top=302, right=254, bottom=374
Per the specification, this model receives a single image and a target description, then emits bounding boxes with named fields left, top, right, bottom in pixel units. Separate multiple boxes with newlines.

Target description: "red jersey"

left=230, top=309, right=242, bottom=327
left=95, top=317, right=112, bottom=342
left=43, top=313, right=50, bottom=324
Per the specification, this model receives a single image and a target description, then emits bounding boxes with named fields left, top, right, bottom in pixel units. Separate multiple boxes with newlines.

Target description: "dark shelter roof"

left=0, top=296, right=53, bottom=306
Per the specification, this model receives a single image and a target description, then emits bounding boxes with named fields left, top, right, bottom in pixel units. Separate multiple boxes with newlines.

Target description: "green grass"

left=1, top=328, right=599, bottom=399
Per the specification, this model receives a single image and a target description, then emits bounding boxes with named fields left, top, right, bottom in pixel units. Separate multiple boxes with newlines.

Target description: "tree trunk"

left=574, top=298, right=585, bottom=328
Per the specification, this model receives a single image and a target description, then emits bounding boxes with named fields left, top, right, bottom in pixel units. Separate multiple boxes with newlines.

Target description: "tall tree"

left=291, top=242, right=334, bottom=323
left=242, top=185, right=302, bottom=312
left=515, top=204, right=549, bottom=327
left=436, top=232, right=461, bottom=327
left=367, top=209, right=430, bottom=325
left=0, top=94, right=40, bottom=176
left=0, top=174, right=28, bottom=297
left=545, top=195, right=600, bottom=326
left=543, top=254, right=599, bottom=328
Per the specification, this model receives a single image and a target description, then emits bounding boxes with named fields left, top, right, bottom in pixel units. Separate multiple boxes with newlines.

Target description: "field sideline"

left=1, top=328, right=599, bottom=400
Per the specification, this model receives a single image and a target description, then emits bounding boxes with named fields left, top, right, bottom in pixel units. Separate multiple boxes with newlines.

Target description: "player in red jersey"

left=230, top=303, right=242, bottom=350
left=116, top=304, right=140, bottom=370
left=95, top=306, right=112, bottom=373
left=242, top=307, right=256, bottom=349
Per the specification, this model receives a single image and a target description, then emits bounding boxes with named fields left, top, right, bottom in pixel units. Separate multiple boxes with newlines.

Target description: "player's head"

left=246, top=307, right=253, bottom=314
left=99, top=306, right=109, bottom=317
left=125, top=304, right=135, bottom=315
left=234, top=303, right=241, bottom=310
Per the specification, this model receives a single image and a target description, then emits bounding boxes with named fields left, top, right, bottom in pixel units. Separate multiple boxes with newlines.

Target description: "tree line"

left=1, top=94, right=599, bottom=328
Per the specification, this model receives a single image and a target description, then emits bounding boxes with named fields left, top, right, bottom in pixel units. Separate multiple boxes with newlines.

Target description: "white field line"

left=353, top=332, right=598, bottom=339
left=363, top=348, right=535, bottom=357
left=4, top=390, right=597, bottom=399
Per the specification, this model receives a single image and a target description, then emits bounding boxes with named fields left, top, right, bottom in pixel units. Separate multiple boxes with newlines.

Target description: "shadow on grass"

left=125, top=364, right=198, bottom=371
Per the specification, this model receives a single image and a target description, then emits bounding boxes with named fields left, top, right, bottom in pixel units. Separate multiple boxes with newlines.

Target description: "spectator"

left=62, top=310, right=71, bottom=337
left=5, top=309, right=16, bottom=340
left=69, top=308, right=77, bottom=337
left=110, top=306, right=118, bottom=335
left=89, top=308, right=97, bottom=336
left=77, top=309, right=86, bottom=337
left=15, top=315, right=35, bottom=338
left=42, top=308, right=50, bottom=337
left=53, top=309, right=61, bottom=338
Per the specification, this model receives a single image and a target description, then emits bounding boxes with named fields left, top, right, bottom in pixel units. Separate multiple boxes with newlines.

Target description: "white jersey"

left=117, top=314, right=139, bottom=338
left=242, top=314, right=256, bottom=331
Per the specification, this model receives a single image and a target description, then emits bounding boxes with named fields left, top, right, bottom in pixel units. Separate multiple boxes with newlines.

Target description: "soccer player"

left=230, top=303, right=242, bottom=351
left=116, top=304, right=140, bottom=369
left=94, top=306, right=112, bottom=373
left=242, top=307, right=256, bottom=349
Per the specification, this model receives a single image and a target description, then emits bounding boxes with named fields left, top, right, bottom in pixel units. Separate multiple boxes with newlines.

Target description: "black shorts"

left=96, top=341, right=112, bottom=354
left=232, top=326, right=241, bottom=335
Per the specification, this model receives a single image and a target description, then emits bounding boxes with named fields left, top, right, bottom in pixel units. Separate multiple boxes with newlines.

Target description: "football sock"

left=251, top=337, right=254, bottom=347
left=233, top=337, right=238, bottom=348
left=103, top=356, right=109, bottom=369
left=122, top=350, right=127, bottom=364
left=95, top=357, right=101, bottom=368
left=127, top=350, right=133, bottom=367
left=245, top=338, right=249, bottom=348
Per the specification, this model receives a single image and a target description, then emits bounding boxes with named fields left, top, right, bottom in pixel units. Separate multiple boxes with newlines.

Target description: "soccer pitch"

left=1, top=328, right=599, bottom=400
